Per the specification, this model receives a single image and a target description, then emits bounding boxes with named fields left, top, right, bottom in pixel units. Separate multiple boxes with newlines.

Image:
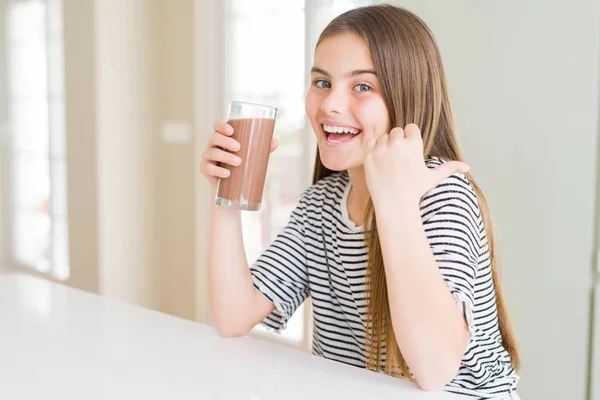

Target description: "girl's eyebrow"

left=311, top=67, right=377, bottom=77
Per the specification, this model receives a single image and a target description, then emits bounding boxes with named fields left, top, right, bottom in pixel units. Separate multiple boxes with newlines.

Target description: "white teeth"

left=323, top=124, right=361, bottom=135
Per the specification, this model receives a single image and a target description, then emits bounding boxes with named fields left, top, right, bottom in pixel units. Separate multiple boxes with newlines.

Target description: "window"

left=3, top=0, right=68, bottom=279
left=224, top=0, right=375, bottom=350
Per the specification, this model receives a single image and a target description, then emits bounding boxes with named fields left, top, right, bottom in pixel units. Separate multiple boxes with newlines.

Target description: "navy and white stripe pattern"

left=250, top=157, right=519, bottom=399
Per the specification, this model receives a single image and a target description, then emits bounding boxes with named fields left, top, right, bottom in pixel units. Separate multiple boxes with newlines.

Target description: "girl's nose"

left=320, top=88, right=348, bottom=115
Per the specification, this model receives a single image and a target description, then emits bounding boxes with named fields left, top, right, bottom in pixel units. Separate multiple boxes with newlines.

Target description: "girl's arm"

left=363, top=124, right=473, bottom=390
left=208, top=187, right=275, bottom=337
left=201, top=121, right=276, bottom=336
left=376, top=199, right=470, bottom=391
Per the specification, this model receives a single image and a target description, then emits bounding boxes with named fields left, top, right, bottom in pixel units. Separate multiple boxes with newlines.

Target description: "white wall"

left=58, top=0, right=199, bottom=317
left=0, top=0, right=9, bottom=273
left=158, top=0, right=197, bottom=321
left=93, top=0, right=199, bottom=315
left=63, top=0, right=99, bottom=293
left=94, top=0, right=161, bottom=309
left=390, top=1, right=599, bottom=399
left=194, top=0, right=226, bottom=324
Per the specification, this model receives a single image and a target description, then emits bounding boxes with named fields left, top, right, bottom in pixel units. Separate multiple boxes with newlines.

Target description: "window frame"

left=198, top=0, right=376, bottom=352
left=220, top=0, right=315, bottom=352
left=0, top=0, right=69, bottom=281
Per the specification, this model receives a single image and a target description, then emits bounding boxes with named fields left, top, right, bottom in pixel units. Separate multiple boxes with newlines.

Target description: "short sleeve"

left=421, top=161, right=518, bottom=395
left=420, top=170, right=481, bottom=334
left=250, top=195, right=310, bottom=333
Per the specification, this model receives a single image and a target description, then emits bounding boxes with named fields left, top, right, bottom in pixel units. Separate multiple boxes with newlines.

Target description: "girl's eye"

left=315, top=80, right=331, bottom=89
left=354, top=83, right=373, bottom=93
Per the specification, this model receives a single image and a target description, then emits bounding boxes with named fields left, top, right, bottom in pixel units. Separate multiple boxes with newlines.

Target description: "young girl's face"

left=305, top=32, right=391, bottom=171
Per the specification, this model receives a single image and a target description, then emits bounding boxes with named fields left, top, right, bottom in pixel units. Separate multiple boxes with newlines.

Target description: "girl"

left=201, top=5, right=520, bottom=399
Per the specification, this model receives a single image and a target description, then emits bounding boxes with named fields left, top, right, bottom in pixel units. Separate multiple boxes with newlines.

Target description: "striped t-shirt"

left=250, top=156, right=519, bottom=399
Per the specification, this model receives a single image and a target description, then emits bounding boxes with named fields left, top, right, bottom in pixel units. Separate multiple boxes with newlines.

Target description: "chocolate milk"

left=216, top=117, right=276, bottom=210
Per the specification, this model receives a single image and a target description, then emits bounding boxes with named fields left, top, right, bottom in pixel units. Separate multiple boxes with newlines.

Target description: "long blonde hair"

left=311, top=5, right=520, bottom=377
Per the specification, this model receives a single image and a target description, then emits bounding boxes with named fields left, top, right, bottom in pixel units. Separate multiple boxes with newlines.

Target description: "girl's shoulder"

left=425, top=155, right=474, bottom=192
left=422, top=155, right=481, bottom=217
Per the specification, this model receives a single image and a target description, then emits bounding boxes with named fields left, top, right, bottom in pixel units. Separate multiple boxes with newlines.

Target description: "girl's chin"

left=319, top=153, right=362, bottom=172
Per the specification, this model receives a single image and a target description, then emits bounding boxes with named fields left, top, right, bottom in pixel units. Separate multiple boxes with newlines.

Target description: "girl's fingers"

left=213, top=121, right=234, bottom=136
left=389, top=127, right=405, bottom=142
left=363, top=127, right=376, bottom=155
left=403, top=123, right=421, bottom=141
left=207, top=148, right=242, bottom=167
left=428, top=161, right=470, bottom=192
left=211, top=131, right=241, bottom=152
left=203, top=163, right=231, bottom=179
left=270, top=137, right=279, bottom=153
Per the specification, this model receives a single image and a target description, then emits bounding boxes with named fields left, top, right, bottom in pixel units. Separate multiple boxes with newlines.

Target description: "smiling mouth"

left=321, top=124, right=363, bottom=144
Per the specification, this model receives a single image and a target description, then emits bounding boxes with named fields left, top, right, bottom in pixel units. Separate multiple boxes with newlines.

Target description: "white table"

left=0, top=273, right=467, bottom=400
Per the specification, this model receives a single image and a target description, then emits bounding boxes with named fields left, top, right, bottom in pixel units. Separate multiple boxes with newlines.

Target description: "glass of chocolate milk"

left=215, top=101, right=277, bottom=211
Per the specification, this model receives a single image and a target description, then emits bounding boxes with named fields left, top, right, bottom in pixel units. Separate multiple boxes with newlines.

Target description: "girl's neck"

left=346, top=166, right=371, bottom=226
